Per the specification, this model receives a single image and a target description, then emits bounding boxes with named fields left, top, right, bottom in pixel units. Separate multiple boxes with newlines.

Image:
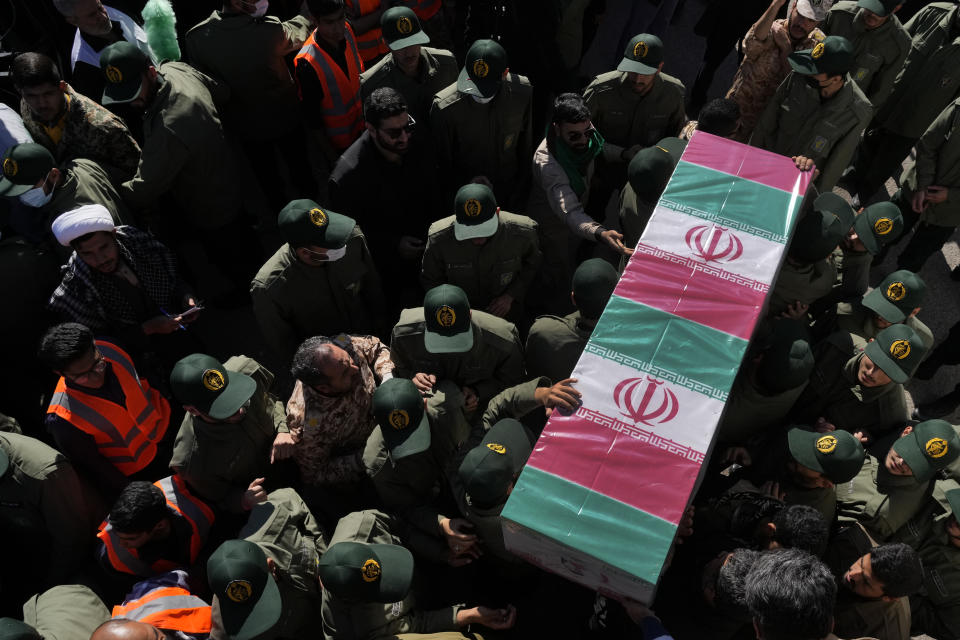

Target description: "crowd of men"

left=1, top=0, right=960, bottom=639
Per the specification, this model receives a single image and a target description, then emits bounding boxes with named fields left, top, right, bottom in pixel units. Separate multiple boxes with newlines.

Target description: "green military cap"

left=572, top=258, right=619, bottom=319
left=857, top=0, right=901, bottom=17
left=789, top=35, right=855, bottom=76
left=99, top=41, right=150, bottom=105
left=892, top=419, right=960, bottom=483
left=372, top=378, right=430, bottom=460
left=864, top=323, right=928, bottom=384
left=789, top=192, right=855, bottom=263
left=618, top=34, right=664, bottom=75
left=458, top=39, right=507, bottom=99
left=853, top=202, right=904, bottom=255
left=277, top=199, right=356, bottom=250
left=458, top=418, right=534, bottom=509
left=453, top=183, right=499, bottom=241
left=788, top=427, right=865, bottom=484
left=207, top=540, right=282, bottom=640
left=0, top=143, right=55, bottom=197
left=423, top=284, right=474, bottom=354
left=380, top=7, right=429, bottom=50
left=947, top=488, right=960, bottom=519
left=627, top=137, right=686, bottom=202
left=0, top=619, right=40, bottom=640
left=318, top=541, right=414, bottom=603
left=170, top=353, right=257, bottom=420
left=757, top=318, right=815, bottom=394
left=862, top=269, right=925, bottom=323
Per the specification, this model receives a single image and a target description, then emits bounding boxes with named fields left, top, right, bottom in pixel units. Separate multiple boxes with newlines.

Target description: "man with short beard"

left=726, top=0, right=831, bottom=141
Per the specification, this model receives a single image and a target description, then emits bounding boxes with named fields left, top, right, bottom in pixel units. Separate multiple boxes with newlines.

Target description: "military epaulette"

left=426, top=216, right=456, bottom=237
left=825, top=330, right=868, bottom=356
left=473, top=311, right=520, bottom=350
left=391, top=308, right=428, bottom=338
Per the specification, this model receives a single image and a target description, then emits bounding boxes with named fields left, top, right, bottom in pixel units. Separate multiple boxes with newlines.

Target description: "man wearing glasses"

left=40, top=322, right=173, bottom=505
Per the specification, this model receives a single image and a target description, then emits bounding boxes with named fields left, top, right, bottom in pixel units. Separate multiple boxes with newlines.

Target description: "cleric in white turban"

left=51, top=204, right=116, bottom=246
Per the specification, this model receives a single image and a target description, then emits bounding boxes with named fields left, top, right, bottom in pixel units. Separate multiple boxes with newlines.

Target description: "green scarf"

left=554, top=128, right=604, bottom=198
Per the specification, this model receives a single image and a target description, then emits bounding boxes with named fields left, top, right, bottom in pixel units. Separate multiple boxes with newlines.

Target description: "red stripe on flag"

left=681, top=131, right=813, bottom=194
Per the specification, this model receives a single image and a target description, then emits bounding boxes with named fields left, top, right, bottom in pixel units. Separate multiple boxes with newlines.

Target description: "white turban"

left=51, top=204, right=115, bottom=246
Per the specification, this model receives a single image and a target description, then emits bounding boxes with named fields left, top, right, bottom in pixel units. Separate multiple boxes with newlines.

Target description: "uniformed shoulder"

left=393, top=307, right=427, bottom=336
left=498, top=211, right=538, bottom=233
left=424, top=46, right=457, bottom=65
left=847, top=81, right=873, bottom=117
left=0, top=432, right=64, bottom=477
left=825, top=330, right=867, bottom=355
left=828, top=1, right=859, bottom=17
left=529, top=314, right=569, bottom=333
left=348, top=223, right=366, bottom=241
left=658, top=72, right=687, bottom=95
left=505, top=72, right=533, bottom=92
left=224, top=355, right=275, bottom=393
left=584, top=70, right=621, bottom=94
left=427, top=215, right=457, bottom=238
left=241, top=487, right=309, bottom=537
left=185, top=11, right=220, bottom=37
left=888, top=17, right=912, bottom=52
left=251, top=244, right=296, bottom=288
left=329, top=508, right=399, bottom=544
left=362, top=426, right=389, bottom=475
left=432, top=82, right=461, bottom=108
left=359, top=53, right=394, bottom=86
left=472, top=310, right=521, bottom=348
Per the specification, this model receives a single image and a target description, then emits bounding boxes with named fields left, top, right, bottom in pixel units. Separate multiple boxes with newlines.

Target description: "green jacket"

left=825, top=1, right=911, bottom=109
left=251, top=229, right=386, bottom=363
left=22, top=585, right=110, bottom=640
left=717, top=367, right=808, bottom=445
left=751, top=74, right=873, bottom=191
left=122, top=62, right=239, bottom=228
left=619, top=181, right=656, bottom=250
left=238, top=488, right=326, bottom=640
left=429, top=73, right=533, bottom=205
left=321, top=509, right=463, bottom=640
left=185, top=10, right=313, bottom=140
left=421, top=211, right=541, bottom=309
left=43, top=158, right=131, bottom=230
left=170, top=356, right=288, bottom=513
left=390, top=308, right=524, bottom=409
left=582, top=70, right=686, bottom=158
left=768, top=257, right=838, bottom=318
left=360, top=47, right=458, bottom=127
left=525, top=311, right=592, bottom=384
left=836, top=448, right=933, bottom=541
left=829, top=301, right=935, bottom=351
left=830, top=245, right=873, bottom=301
left=876, top=2, right=960, bottom=138
left=792, top=332, right=910, bottom=438
left=910, top=520, right=960, bottom=639
left=0, top=433, right=96, bottom=587
left=901, top=98, right=960, bottom=227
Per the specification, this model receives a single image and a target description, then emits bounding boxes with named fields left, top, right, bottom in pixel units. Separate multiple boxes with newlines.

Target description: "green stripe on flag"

left=661, top=162, right=797, bottom=243
left=502, top=466, right=676, bottom=583
left=588, top=296, right=747, bottom=402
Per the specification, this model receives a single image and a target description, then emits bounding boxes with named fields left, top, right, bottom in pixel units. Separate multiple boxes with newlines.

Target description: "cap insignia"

left=388, top=409, right=410, bottom=430
left=361, top=559, right=381, bottom=582
left=308, top=207, right=328, bottom=228
left=472, top=59, right=489, bottom=79
left=464, top=198, right=482, bottom=217
left=890, top=339, right=911, bottom=360
left=816, top=435, right=838, bottom=454
left=436, top=305, right=456, bottom=328
left=811, top=42, right=825, bottom=59
left=396, top=16, right=413, bottom=34
left=225, top=580, right=253, bottom=603
left=2, top=158, right=17, bottom=177
left=486, top=443, right=506, bottom=455
left=633, top=41, right=648, bottom=58
left=886, top=281, right=906, bottom=301
left=925, top=437, right=949, bottom=459
left=202, top=368, right=226, bottom=391
left=873, top=217, right=893, bottom=235
left=105, top=65, right=124, bottom=84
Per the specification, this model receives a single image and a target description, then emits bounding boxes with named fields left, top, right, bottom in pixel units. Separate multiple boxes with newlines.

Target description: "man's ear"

left=365, top=121, right=376, bottom=134
left=59, top=80, right=68, bottom=92
left=909, top=307, right=921, bottom=318
left=657, top=61, right=664, bottom=73
left=266, top=556, right=279, bottom=578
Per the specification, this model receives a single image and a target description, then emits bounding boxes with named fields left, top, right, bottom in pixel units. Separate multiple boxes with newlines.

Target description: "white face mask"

left=250, top=0, right=269, bottom=17
left=470, top=93, right=496, bottom=105
left=19, top=178, right=53, bottom=208
left=322, top=246, right=347, bottom=262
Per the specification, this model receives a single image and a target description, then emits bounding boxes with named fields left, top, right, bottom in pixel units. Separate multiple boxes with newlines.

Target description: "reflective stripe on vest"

left=98, top=475, right=215, bottom=576
left=295, top=25, right=365, bottom=150
left=46, top=340, right=170, bottom=475
left=405, top=0, right=441, bottom=20
left=345, top=0, right=388, bottom=62
left=112, top=586, right=212, bottom=634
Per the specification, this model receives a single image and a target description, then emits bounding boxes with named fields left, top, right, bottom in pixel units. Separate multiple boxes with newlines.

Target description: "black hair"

left=772, top=505, right=828, bottom=557
left=746, top=548, right=836, bottom=640
left=11, top=52, right=62, bottom=89
left=38, top=323, right=95, bottom=371
left=696, top=98, right=740, bottom=138
left=306, top=0, right=344, bottom=18
left=364, top=87, right=408, bottom=128
left=108, top=481, right=168, bottom=533
left=715, top=548, right=762, bottom=619
left=290, top=336, right=348, bottom=386
left=870, top=543, right=923, bottom=597
left=551, top=92, right=591, bottom=126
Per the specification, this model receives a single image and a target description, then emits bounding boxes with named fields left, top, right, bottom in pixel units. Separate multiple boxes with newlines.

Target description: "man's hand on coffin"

left=599, top=229, right=633, bottom=256
left=535, top=378, right=582, bottom=411
left=412, top=372, right=437, bottom=394
left=457, top=605, right=518, bottom=630
left=791, top=156, right=820, bottom=180
left=851, top=429, right=872, bottom=445
left=440, top=517, right=479, bottom=556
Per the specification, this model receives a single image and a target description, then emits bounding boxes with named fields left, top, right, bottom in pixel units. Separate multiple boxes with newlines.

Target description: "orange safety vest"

left=46, top=340, right=171, bottom=475
left=345, top=0, right=388, bottom=63
left=404, top=0, right=442, bottom=21
left=295, top=25, right=365, bottom=152
left=98, top=475, right=215, bottom=576
left=111, top=585, right=212, bottom=634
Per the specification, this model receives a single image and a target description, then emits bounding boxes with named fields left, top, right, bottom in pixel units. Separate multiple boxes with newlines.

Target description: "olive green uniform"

left=582, top=71, right=687, bottom=158
left=360, top=47, right=459, bottom=127
left=0, top=433, right=97, bottom=588
left=716, top=368, right=808, bottom=445
left=251, top=228, right=386, bottom=364
left=42, top=158, right=131, bottom=229
left=320, top=509, right=467, bottom=640
left=238, top=488, right=326, bottom=640
left=829, top=245, right=873, bottom=302
left=429, top=73, right=533, bottom=206
left=825, top=2, right=911, bottom=109
left=170, top=356, right=288, bottom=513
left=792, top=332, right=910, bottom=439
left=22, top=585, right=110, bottom=640
left=836, top=448, right=933, bottom=541
left=768, top=257, right=838, bottom=318
left=751, top=73, right=873, bottom=192
left=525, top=311, right=592, bottom=383
left=389, top=308, right=524, bottom=410
left=619, top=181, right=656, bottom=251
left=815, top=301, right=935, bottom=351
left=185, top=10, right=313, bottom=140
left=122, top=62, right=239, bottom=228
left=420, top=212, right=541, bottom=312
